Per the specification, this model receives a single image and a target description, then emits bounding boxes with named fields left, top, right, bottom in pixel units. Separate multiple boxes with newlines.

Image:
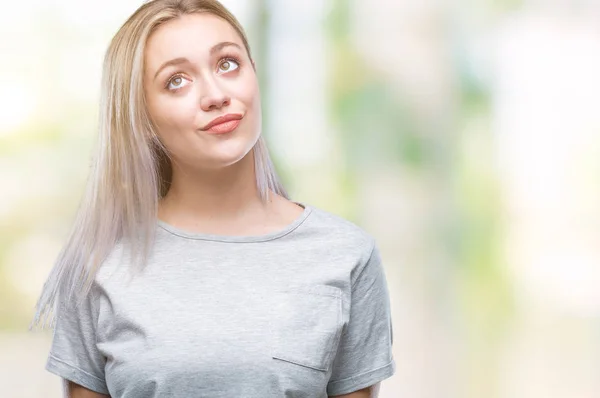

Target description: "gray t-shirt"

left=46, top=204, right=395, bottom=397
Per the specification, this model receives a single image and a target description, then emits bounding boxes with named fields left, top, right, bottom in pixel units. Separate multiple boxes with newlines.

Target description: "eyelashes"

left=165, top=75, right=188, bottom=91
left=217, top=56, right=241, bottom=73
left=164, top=55, right=243, bottom=92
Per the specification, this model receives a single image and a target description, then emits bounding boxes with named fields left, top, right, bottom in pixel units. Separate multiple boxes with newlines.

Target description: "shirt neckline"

left=156, top=202, right=312, bottom=243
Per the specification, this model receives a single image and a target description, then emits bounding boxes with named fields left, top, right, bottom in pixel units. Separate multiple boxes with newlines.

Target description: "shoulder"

left=92, top=239, right=133, bottom=284
left=305, top=205, right=373, bottom=240
left=301, top=203, right=376, bottom=261
left=300, top=203, right=387, bottom=290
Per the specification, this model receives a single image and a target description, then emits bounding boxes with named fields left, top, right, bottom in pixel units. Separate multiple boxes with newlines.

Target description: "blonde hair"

left=30, top=0, right=287, bottom=330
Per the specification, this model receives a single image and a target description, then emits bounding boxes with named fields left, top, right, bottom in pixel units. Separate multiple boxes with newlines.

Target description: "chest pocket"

left=269, top=284, right=343, bottom=372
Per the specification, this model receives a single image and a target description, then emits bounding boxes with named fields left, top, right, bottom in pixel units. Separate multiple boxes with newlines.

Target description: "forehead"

left=145, top=13, right=243, bottom=68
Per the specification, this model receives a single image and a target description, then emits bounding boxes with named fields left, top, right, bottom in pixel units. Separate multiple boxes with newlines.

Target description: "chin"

left=202, top=142, right=256, bottom=169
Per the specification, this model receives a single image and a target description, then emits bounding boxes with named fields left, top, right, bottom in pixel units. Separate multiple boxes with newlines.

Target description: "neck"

left=158, top=149, right=269, bottom=224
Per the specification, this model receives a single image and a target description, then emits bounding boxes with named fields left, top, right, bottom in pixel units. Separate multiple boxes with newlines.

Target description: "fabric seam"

left=327, top=357, right=395, bottom=385
left=350, top=238, right=377, bottom=289
left=157, top=206, right=313, bottom=243
left=48, top=352, right=105, bottom=383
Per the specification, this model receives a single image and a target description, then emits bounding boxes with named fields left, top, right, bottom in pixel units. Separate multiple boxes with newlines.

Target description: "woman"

left=31, top=1, right=396, bottom=397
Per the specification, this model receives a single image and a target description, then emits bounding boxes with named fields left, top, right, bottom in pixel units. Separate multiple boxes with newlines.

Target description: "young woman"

left=31, top=1, right=396, bottom=397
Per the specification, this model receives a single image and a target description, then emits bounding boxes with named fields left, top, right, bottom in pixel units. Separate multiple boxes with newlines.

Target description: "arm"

left=68, top=381, right=110, bottom=398
left=329, top=382, right=381, bottom=398
left=46, top=285, right=110, bottom=395
left=326, top=241, right=395, bottom=396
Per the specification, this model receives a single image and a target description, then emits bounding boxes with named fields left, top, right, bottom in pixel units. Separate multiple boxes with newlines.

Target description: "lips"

left=201, top=113, right=243, bottom=133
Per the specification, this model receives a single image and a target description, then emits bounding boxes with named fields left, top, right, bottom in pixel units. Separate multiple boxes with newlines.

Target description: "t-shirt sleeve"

left=326, top=242, right=396, bottom=396
left=46, top=285, right=109, bottom=395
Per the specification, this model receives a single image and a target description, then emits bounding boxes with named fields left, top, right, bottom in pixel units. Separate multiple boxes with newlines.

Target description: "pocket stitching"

left=275, top=284, right=342, bottom=298
left=270, top=287, right=343, bottom=372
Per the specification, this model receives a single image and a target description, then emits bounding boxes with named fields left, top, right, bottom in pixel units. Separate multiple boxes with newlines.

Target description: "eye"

left=166, top=75, right=191, bottom=91
left=218, top=58, right=240, bottom=74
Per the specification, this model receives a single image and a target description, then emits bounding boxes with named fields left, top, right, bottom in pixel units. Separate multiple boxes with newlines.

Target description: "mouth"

left=201, top=113, right=243, bottom=134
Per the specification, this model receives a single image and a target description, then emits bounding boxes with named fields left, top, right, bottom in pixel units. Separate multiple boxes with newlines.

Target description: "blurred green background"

left=1, top=0, right=599, bottom=397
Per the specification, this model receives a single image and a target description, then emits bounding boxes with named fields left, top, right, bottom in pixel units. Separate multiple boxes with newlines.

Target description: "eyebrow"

left=153, top=41, right=242, bottom=81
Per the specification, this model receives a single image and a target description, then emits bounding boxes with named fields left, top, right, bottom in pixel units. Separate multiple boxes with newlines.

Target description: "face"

left=144, top=13, right=260, bottom=171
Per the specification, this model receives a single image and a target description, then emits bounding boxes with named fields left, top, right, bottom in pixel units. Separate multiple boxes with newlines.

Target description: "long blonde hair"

left=30, top=0, right=287, bottom=330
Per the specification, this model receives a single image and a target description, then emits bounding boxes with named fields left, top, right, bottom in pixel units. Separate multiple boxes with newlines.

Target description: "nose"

left=199, top=76, right=231, bottom=111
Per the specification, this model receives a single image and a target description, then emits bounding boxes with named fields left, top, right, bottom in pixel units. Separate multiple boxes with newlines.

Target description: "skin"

left=67, top=381, right=379, bottom=397
left=145, top=12, right=302, bottom=234
left=67, top=12, right=379, bottom=398
left=330, top=383, right=381, bottom=397
left=67, top=382, right=109, bottom=397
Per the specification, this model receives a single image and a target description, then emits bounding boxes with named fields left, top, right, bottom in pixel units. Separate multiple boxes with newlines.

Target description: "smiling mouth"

left=204, top=119, right=241, bottom=134
left=201, top=113, right=243, bottom=134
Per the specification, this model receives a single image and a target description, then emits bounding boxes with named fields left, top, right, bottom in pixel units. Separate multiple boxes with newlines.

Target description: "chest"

left=95, top=257, right=348, bottom=397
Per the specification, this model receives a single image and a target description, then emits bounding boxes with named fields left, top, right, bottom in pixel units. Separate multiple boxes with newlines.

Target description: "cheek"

left=238, top=78, right=261, bottom=126
left=245, top=78, right=260, bottom=107
left=147, top=101, right=199, bottom=158
left=230, top=70, right=259, bottom=107
left=149, top=95, right=197, bottom=132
